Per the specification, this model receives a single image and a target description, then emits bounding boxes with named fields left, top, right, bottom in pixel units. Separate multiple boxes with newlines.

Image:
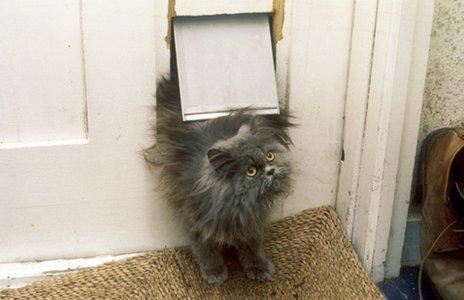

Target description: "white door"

left=0, top=0, right=185, bottom=263
left=1, top=0, right=353, bottom=264
left=2, top=0, right=432, bottom=283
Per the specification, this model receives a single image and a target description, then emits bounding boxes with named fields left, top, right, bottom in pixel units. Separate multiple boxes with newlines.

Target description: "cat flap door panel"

left=173, top=14, right=279, bottom=121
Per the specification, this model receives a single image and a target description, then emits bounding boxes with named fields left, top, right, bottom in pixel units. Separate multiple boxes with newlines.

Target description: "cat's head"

left=207, top=120, right=292, bottom=199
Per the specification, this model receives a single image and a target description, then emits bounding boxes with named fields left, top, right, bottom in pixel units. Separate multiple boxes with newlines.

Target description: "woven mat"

left=1, top=206, right=382, bottom=299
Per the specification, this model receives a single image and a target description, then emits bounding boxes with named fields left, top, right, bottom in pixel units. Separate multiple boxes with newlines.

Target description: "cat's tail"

left=143, top=76, right=182, bottom=165
left=155, top=75, right=183, bottom=126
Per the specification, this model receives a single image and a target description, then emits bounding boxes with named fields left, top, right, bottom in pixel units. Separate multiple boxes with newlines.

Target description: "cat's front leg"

left=238, top=237, right=275, bottom=282
left=190, top=238, right=228, bottom=285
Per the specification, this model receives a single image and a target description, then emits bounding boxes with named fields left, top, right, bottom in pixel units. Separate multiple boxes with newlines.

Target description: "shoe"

left=420, top=128, right=464, bottom=299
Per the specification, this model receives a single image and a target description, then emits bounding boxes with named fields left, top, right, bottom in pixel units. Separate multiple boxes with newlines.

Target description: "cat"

left=144, top=76, right=293, bottom=285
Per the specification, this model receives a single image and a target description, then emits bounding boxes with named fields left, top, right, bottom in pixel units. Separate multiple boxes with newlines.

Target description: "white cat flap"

left=173, top=14, right=279, bottom=121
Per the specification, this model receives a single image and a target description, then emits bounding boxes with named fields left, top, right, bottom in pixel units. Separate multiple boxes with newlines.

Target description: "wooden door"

left=1, top=0, right=185, bottom=264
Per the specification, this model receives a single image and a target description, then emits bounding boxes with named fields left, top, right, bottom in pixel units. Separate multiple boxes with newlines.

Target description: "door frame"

left=336, top=0, right=434, bottom=281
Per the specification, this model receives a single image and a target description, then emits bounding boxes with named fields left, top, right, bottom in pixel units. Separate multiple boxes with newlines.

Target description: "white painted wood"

left=0, top=0, right=87, bottom=145
left=385, top=0, right=435, bottom=279
left=0, top=138, right=88, bottom=150
left=1, top=0, right=355, bottom=266
left=173, top=14, right=279, bottom=121
left=341, top=0, right=434, bottom=282
left=351, top=0, right=408, bottom=280
left=336, top=0, right=378, bottom=234
left=154, top=0, right=171, bottom=78
left=0, top=0, right=185, bottom=263
left=370, top=0, right=419, bottom=281
left=175, top=0, right=273, bottom=17
left=257, top=0, right=292, bottom=216
left=282, top=0, right=354, bottom=215
left=274, top=0, right=293, bottom=109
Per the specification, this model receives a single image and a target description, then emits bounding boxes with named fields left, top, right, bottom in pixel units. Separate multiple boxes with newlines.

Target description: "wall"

left=418, top=0, right=464, bottom=145
left=400, top=0, right=464, bottom=268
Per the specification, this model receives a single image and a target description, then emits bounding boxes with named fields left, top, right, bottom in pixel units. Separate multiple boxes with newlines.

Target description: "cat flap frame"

left=172, top=14, right=280, bottom=121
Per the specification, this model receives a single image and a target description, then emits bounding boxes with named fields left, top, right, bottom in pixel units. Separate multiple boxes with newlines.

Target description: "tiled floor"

left=378, top=266, right=437, bottom=300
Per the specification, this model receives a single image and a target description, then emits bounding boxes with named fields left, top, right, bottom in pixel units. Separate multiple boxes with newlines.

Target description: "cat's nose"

left=266, top=168, right=275, bottom=176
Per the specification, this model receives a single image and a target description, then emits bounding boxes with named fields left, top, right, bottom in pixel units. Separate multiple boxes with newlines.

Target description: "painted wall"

left=418, top=0, right=464, bottom=144
left=401, top=0, right=464, bottom=267
left=408, top=0, right=464, bottom=205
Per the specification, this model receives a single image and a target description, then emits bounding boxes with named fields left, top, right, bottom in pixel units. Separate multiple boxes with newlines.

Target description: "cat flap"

left=173, top=14, right=279, bottom=121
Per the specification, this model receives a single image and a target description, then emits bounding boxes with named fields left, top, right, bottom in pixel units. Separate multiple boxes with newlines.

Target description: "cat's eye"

left=265, top=152, right=276, bottom=162
left=245, top=166, right=257, bottom=177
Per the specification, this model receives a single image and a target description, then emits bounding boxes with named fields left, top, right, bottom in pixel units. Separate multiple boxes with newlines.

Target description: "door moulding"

left=336, top=0, right=434, bottom=282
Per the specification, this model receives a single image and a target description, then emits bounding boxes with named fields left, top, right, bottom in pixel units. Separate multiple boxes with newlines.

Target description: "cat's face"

left=207, top=124, right=291, bottom=199
left=232, top=143, right=290, bottom=198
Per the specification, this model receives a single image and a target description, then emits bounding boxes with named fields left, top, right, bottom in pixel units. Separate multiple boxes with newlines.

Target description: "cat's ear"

left=207, top=148, right=236, bottom=174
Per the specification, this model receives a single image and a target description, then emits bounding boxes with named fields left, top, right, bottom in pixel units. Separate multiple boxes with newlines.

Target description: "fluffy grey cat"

left=145, top=77, right=293, bottom=285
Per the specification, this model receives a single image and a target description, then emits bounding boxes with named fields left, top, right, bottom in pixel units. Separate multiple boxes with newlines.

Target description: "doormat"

left=1, top=206, right=382, bottom=299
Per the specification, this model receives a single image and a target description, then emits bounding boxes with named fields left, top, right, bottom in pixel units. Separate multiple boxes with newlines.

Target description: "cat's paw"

left=200, top=265, right=228, bottom=285
left=245, top=260, right=275, bottom=282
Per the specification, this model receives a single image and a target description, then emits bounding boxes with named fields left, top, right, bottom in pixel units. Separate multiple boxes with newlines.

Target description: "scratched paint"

left=273, top=0, right=285, bottom=42
left=165, top=0, right=176, bottom=46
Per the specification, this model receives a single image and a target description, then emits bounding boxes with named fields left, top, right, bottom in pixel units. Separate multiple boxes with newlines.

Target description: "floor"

left=378, top=266, right=437, bottom=300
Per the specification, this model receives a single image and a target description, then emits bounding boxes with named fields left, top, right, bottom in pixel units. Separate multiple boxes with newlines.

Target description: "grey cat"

left=145, top=76, right=293, bottom=285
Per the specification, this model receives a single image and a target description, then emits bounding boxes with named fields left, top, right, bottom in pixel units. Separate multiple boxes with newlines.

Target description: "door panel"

left=0, top=0, right=87, bottom=146
left=0, top=0, right=185, bottom=263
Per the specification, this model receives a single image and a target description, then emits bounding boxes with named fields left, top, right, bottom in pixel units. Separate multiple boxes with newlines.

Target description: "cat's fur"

left=145, top=76, right=293, bottom=285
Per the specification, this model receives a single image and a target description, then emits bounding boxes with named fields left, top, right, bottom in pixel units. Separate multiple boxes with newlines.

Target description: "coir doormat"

left=1, top=206, right=382, bottom=299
